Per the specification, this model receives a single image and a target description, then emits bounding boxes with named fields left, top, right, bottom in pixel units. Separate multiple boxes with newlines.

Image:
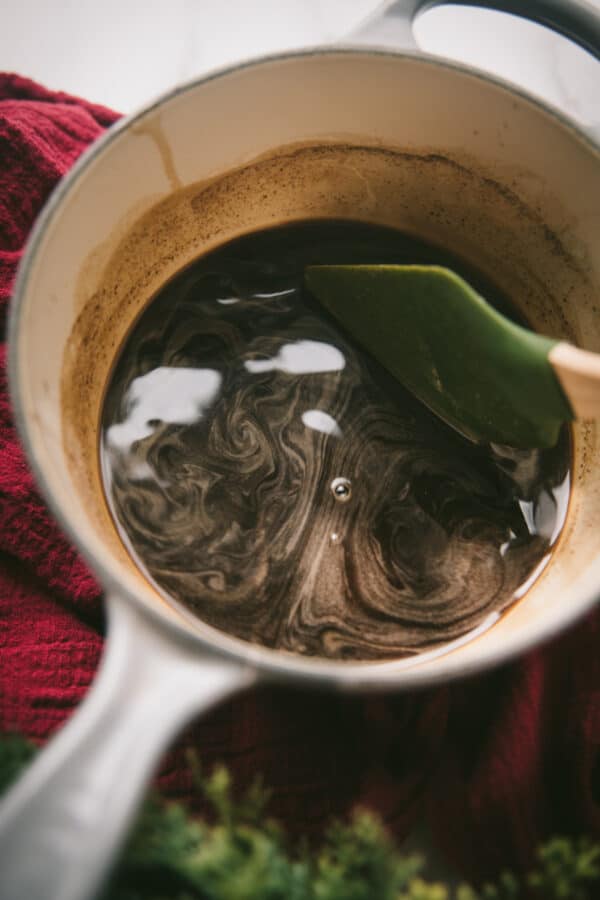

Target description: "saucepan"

left=1, top=2, right=599, bottom=898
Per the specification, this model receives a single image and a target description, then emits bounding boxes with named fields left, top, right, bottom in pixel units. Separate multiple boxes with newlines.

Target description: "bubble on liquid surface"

left=331, top=477, right=352, bottom=502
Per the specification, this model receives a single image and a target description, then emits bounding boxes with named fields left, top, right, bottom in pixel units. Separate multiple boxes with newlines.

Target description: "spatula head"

left=305, top=265, right=573, bottom=449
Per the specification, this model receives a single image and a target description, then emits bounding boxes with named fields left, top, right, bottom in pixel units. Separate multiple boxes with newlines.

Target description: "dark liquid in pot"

left=100, top=221, right=570, bottom=661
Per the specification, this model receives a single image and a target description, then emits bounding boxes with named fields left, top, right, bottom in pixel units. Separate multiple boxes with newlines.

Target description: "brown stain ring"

left=60, top=140, right=596, bottom=607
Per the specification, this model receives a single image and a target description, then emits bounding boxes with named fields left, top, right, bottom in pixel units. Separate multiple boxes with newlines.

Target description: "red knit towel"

left=428, top=609, right=600, bottom=882
left=0, top=75, right=112, bottom=745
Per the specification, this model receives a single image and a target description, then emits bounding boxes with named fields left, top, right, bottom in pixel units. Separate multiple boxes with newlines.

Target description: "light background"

left=1, top=0, right=598, bottom=125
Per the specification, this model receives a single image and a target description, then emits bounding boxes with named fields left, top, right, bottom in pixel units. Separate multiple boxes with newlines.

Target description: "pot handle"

left=0, top=596, right=255, bottom=900
left=351, top=0, right=600, bottom=60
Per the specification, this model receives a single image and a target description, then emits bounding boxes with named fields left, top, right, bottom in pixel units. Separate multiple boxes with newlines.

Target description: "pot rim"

left=8, top=46, right=600, bottom=691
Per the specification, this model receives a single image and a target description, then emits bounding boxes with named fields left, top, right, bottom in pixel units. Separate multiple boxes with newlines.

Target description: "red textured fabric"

left=0, top=72, right=446, bottom=843
left=427, top=608, right=600, bottom=884
left=0, top=75, right=113, bottom=742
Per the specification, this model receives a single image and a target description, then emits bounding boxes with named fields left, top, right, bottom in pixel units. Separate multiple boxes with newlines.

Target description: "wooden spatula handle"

left=549, top=342, right=600, bottom=419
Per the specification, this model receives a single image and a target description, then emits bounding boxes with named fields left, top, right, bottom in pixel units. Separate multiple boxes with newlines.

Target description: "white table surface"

left=2, top=0, right=598, bottom=125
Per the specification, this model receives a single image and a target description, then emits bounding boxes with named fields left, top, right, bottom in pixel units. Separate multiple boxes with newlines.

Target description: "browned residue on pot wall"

left=60, top=141, right=596, bottom=596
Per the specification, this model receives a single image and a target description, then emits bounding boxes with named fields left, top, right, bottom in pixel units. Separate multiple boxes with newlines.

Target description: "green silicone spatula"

left=305, top=264, right=600, bottom=449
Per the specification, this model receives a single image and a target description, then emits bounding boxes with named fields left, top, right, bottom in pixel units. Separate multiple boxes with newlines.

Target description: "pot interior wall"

left=14, top=52, right=600, bottom=677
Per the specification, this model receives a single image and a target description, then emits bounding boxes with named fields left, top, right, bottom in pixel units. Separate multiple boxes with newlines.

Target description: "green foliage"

left=313, top=811, right=421, bottom=899
left=398, top=878, right=449, bottom=900
left=455, top=887, right=480, bottom=900
left=2, top=733, right=600, bottom=899
left=464, top=870, right=520, bottom=900
left=527, top=837, right=600, bottom=900
left=0, top=732, right=36, bottom=794
left=107, top=762, right=310, bottom=900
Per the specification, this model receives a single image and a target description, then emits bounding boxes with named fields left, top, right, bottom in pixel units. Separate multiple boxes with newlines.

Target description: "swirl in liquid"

left=101, top=222, right=570, bottom=661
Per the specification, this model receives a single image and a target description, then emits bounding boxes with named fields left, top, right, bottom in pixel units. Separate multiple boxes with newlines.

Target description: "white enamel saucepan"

left=1, top=2, right=599, bottom=898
